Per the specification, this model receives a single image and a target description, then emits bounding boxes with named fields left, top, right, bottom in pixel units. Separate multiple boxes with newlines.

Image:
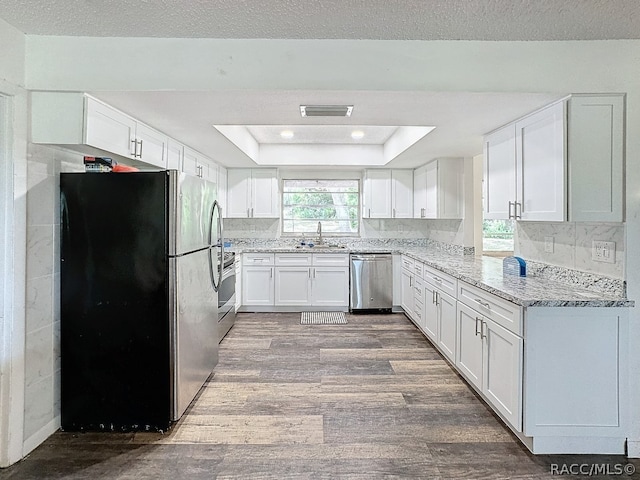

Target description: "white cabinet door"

left=400, top=269, right=414, bottom=317
left=312, top=267, right=349, bottom=307
left=391, top=170, right=413, bottom=218
left=275, top=267, right=311, bottom=306
left=251, top=169, right=278, bottom=218
left=218, top=166, right=228, bottom=216
left=568, top=94, right=624, bottom=222
left=483, top=318, right=523, bottom=431
left=439, top=159, right=464, bottom=219
left=413, top=165, right=427, bottom=218
left=227, top=169, right=251, bottom=218
left=166, top=139, right=183, bottom=171
left=135, top=123, right=167, bottom=168
left=423, top=282, right=438, bottom=341
left=456, top=302, right=483, bottom=391
left=424, top=161, right=438, bottom=219
left=436, top=291, right=457, bottom=362
left=242, top=266, right=274, bottom=306
left=182, top=146, right=200, bottom=177
left=85, top=97, right=136, bottom=159
left=364, top=170, right=392, bottom=218
left=483, top=125, right=516, bottom=220
left=516, top=102, right=566, bottom=221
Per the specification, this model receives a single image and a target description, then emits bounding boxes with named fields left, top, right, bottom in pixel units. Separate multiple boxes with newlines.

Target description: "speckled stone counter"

left=231, top=243, right=633, bottom=308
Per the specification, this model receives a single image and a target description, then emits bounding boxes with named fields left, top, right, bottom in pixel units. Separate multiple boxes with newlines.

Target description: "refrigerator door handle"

left=208, top=200, right=224, bottom=292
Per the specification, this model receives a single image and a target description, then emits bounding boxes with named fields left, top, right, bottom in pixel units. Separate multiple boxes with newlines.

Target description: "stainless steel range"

left=218, top=251, right=236, bottom=342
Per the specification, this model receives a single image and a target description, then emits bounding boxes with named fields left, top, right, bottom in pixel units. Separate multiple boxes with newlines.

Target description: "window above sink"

left=281, top=179, right=360, bottom=236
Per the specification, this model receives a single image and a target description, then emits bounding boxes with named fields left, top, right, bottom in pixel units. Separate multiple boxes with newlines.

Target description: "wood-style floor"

left=1, top=312, right=637, bottom=479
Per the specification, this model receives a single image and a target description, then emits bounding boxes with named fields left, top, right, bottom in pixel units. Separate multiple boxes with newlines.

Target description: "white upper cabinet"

left=166, top=139, right=183, bottom=171
left=217, top=165, right=228, bottom=215
left=32, top=92, right=168, bottom=169
left=363, top=169, right=413, bottom=218
left=483, top=125, right=517, bottom=220
left=568, top=95, right=625, bottom=222
left=414, top=158, right=464, bottom=219
left=363, top=170, right=392, bottom=218
left=183, top=146, right=217, bottom=182
left=227, top=169, right=279, bottom=218
left=483, top=94, right=625, bottom=222
left=391, top=170, right=414, bottom=218
left=515, top=101, right=566, bottom=221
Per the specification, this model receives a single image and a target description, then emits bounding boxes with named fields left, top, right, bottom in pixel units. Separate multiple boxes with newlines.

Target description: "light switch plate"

left=592, top=240, right=616, bottom=263
left=544, top=236, right=554, bottom=253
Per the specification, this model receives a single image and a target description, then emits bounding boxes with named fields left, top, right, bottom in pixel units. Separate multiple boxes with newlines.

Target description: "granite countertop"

left=231, top=245, right=634, bottom=308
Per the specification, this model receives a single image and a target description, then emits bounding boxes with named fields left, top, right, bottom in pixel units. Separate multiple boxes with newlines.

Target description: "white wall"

left=0, top=18, right=27, bottom=467
left=14, top=36, right=640, bottom=457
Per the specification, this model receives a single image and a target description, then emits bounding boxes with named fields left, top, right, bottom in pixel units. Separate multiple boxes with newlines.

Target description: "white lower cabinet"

left=244, top=253, right=348, bottom=309
left=435, top=291, right=457, bottom=362
left=275, top=267, right=311, bottom=305
left=400, top=268, right=414, bottom=316
left=242, top=266, right=274, bottom=306
left=312, top=267, right=349, bottom=307
left=456, top=301, right=523, bottom=431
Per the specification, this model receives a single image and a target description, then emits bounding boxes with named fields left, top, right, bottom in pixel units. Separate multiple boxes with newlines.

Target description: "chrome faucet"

left=317, top=221, right=323, bottom=245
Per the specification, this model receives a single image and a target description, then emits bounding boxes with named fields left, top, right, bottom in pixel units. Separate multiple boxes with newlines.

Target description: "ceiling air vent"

left=300, top=105, right=353, bottom=117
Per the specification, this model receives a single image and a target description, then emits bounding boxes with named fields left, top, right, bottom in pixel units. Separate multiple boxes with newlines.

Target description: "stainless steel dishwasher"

left=349, top=253, right=392, bottom=312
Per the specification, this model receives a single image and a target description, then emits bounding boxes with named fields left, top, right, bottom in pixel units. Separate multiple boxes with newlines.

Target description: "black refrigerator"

left=60, top=170, right=223, bottom=431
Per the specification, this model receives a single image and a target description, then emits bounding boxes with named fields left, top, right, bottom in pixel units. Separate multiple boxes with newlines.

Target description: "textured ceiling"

left=1, top=0, right=639, bottom=40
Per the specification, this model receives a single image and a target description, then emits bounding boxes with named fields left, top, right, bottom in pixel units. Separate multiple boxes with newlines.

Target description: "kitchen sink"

left=295, top=244, right=346, bottom=249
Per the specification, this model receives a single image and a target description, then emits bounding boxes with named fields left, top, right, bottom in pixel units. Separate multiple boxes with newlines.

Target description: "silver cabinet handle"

left=475, top=317, right=482, bottom=336
left=481, top=320, right=487, bottom=339
left=313, top=268, right=316, bottom=279
left=247, top=208, right=250, bottom=218
left=138, top=139, right=143, bottom=158
left=409, top=276, right=412, bottom=287
left=131, top=139, right=138, bottom=157
left=251, top=207, right=254, bottom=217
left=270, top=268, right=273, bottom=278
left=421, top=207, right=425, bottom=218
left=368, top=208, right=371, bottom=217
left=432, top=290, right=437, bottom=304
left=508, top=201, right=515, bottom=219
left=515, top=201, right=522, bottom=219
left=309, top=269, right=311, bottom=279
left=474, top=298, right=491, bottom=309
left=433, top=276, right=442, bottom=283
left=393, top=208, right=396, bottom=218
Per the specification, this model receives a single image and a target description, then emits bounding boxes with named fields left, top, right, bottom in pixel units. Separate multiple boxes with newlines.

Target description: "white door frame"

left=0, top=91, right=26, bottom=467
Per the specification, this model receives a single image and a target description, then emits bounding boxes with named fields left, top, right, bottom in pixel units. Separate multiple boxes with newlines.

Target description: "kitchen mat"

left=300, top=312, right=347, bottom=325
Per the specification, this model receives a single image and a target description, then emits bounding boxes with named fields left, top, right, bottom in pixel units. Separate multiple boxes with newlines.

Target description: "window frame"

left=280, top=178, right=361, bottom=237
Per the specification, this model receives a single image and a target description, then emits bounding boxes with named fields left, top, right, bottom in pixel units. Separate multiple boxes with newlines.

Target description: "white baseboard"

left=628, top=440, right=640, bottom=458
left=22, top=415, right=60, bottom=457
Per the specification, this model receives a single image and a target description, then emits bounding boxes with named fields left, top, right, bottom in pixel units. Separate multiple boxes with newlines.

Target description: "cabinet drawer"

left=423, top=266, right=457, bottom=297
left=413, top=261, right=424, bottom=279
left=458, top=281, right=522, bottom=336
left=243, top=253, right=275, bottom=266
left=401, top=255, right=414, bottom=270
left=313, top=254, right=349, bottom=267
left=276, top=253, right=312, bottom=266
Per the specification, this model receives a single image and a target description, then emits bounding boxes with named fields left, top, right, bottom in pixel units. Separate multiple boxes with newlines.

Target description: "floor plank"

left=1, top=312, right=637, bottom=479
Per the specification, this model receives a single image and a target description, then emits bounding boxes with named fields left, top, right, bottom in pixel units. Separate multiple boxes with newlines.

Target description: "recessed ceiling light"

left=300, top=105, right=353, bottom=117
left=280, top=130, right=294, bottom=139
left=351, top=130, right=365, bottom=140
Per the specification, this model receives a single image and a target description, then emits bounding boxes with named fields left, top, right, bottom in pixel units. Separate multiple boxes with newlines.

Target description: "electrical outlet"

left=544, top=236, right=554, bottom=253
left=592, top=240, right=616, bottom=264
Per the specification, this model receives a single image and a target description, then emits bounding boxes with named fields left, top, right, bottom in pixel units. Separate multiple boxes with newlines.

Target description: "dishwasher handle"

left=350, top=254, right=392, bottom=261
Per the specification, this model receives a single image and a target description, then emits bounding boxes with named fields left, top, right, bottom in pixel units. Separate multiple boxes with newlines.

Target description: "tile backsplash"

left=515, top=221, right=625, bottom=280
